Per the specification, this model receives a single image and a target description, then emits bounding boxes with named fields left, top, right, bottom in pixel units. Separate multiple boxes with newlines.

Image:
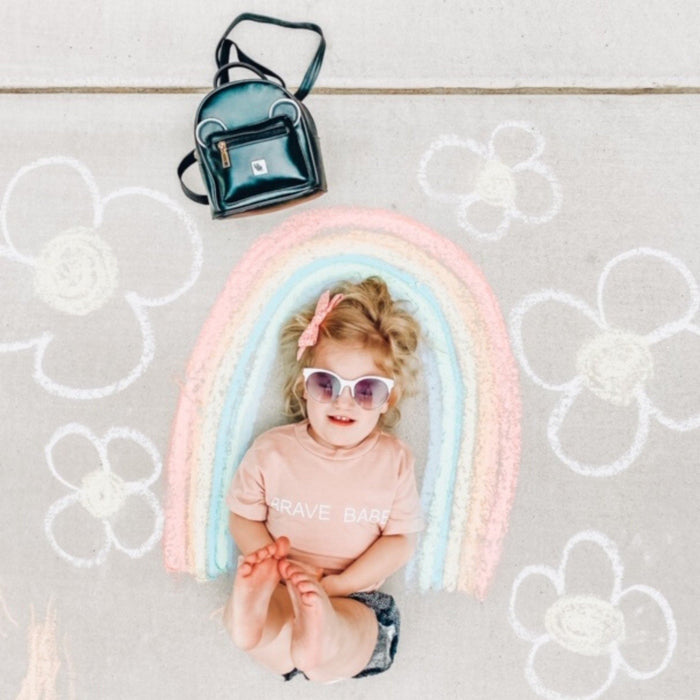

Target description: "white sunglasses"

left=302, top=368, right=395, bottom=410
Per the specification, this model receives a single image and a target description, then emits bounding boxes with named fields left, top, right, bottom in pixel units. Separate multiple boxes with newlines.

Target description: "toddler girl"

left=223, top=276, right=424, bottom=683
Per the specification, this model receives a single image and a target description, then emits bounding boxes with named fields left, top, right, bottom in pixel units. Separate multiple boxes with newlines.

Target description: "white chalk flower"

left=510, top=247, right=700, bottom=476
left=418, top=121, right=562, bottom=240
left=44, top=424, right=164, bottom=568
left=509, top=531, right=676, bottom=700
left=0, top=156, right=202, bottom=399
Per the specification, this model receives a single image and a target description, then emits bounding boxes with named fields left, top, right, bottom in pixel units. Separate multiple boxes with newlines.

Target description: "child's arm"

left=228, top=513, right=275, bottom=555
left=321, top=532, right=417, bottom=597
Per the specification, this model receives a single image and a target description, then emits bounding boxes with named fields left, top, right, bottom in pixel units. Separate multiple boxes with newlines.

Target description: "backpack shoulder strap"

left=177, top=151, right=208, bottom=205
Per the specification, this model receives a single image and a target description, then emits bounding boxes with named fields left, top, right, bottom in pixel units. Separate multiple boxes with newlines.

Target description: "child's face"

left=303, top=339, right=390, bottom=450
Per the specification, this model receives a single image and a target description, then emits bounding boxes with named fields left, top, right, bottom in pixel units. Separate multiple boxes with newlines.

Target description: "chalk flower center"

left=34, top=227, right=119, bottom=316
left=545, top=594, right=625, bottom=657
left=474, top=159, right=517, bottom=207
left=576, top=330, right=653, bottom=406
left=78, top=470, right=126, bottom=519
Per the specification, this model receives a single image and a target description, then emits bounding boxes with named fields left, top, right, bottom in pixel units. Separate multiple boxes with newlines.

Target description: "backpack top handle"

left=214, top=13, right=326, bottom=102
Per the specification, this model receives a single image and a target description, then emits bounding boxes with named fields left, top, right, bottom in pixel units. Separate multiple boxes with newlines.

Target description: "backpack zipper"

left=218, top=141, right=231, bottom=168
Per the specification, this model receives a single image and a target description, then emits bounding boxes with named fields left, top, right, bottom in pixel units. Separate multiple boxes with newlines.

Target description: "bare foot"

left=279, top=559, right=342, bottom=676
left=229, top=537, right=290, bottom=650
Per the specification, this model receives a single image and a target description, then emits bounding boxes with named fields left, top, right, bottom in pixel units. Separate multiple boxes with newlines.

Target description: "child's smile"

left=328, top=414, right=355, bottom=424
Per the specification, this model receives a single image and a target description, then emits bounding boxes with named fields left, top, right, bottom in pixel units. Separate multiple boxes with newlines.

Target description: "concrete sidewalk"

left=1, top=3, right=698, bottom=699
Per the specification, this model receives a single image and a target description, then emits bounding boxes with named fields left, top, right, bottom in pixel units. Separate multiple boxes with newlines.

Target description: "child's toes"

left=238, top=561, right=253, bottom=577
left=296, top=578, right=318, bottom=595
left=278, top=558, right=295, bottom=579
left=274, top=536, right=290, bottom=558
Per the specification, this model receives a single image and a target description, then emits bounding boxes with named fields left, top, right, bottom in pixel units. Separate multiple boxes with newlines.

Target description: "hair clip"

left=296, top=291, right=344, bottom=360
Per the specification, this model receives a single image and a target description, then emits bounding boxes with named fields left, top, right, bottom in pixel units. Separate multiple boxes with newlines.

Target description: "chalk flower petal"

left=559, top=531, right=624, bottom=601
left=489, top=121, right=547, bottom=167
left=457, top=192, right=513, bottom=241
left=510, top=160, right=563, bottom=224
left=108, top=487, right=164, bottom=558
left=547, top=382, right=651, bottom=477
left=0, top=255, right=48, bottom=348
left=45, top=492, right=112, bottom=568
left=510, top=565, right=561, bottom=642
left=598, top=248, right=700, bottom=342
left=526, top=635, right=618, bottom=700
left=44, top=423, right=105, bottom=491
left=1, top=157, right=99, bottom=263
left=417, top=134, right=487, bottom=204
left=99, top=187, right=203, bottom=304
left=614, top=584, right=677, bottom=681
left=510, top=291, right=602, bottom=392
left=643, top=327, right=700, bottom=432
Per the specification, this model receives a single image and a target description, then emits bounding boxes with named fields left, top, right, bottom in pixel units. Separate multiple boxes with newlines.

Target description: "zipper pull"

left=217, top=141, right=230, bottom=168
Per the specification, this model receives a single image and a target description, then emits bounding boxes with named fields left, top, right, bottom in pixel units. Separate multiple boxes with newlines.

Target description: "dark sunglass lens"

left=307, top=371, right=337, bottom=403
left=354, top=378, right=388, bottom=409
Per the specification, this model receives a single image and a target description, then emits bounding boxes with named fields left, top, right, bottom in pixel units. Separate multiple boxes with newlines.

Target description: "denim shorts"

left=282, top=590, right=400, bottom=681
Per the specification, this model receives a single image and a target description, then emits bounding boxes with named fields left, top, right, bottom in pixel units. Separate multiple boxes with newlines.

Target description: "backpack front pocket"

left=206, top=116, right=312, bottom=211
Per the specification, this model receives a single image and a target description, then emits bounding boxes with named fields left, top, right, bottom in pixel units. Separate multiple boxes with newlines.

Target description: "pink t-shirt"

left=226, top=420, right=425, bottom=579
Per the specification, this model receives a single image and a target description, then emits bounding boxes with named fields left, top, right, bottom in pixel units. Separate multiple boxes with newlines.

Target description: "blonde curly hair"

left=279, top=276, right=421, bottom=429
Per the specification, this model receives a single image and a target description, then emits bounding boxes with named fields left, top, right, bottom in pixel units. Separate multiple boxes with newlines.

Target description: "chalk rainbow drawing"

left=164, top=208, right=521, bottom=599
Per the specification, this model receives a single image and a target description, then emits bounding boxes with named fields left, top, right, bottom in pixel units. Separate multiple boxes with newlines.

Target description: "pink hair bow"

left=296, top=291, right=344, bottom=360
